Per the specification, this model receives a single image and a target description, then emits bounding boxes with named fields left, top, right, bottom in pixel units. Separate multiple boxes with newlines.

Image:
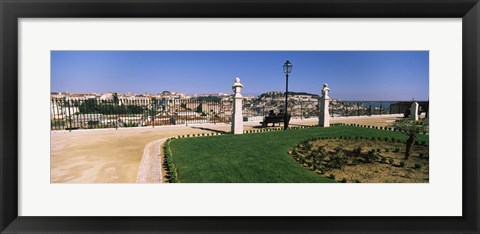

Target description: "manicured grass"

left=169, top=126, right=428, bottom=183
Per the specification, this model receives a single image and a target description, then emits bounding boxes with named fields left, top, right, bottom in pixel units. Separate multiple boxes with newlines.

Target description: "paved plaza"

left=51, top=114, right=403, bottom=183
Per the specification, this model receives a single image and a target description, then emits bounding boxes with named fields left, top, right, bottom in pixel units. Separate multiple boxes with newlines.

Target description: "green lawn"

left=168, top=126, right=428, bottom=183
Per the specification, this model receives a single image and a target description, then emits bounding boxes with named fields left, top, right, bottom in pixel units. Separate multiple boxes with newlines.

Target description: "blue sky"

left=51, top=51, right=429, bottom=100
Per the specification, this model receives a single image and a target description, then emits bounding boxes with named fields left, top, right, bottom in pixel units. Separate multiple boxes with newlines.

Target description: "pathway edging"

left=136, top=138, right=168, bottom=183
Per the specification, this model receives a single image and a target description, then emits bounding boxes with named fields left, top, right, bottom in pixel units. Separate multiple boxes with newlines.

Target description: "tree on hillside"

left=393, top=119, right=428, bottom=160
left=112, top=92, right=119, bottom=104
left=148, top=97, right=159, bottom=118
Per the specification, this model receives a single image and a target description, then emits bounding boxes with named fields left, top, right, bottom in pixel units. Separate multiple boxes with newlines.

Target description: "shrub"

left=394, top=147, right=400, bottom=153
left=317, top=146, right=327, bottom=157
left=388, top=158, right=394, bottom=164
left=334, top=146, right=342, bottom=153
left=352, top=146, right=363, bottom=158
left=299, top=156, right=306, bottom=164
left=320, top=168, right=326, bottom=174
left=328, top=153, right=348, bottom=169
left=306, top=151, right=316, bottom=160
left=376, top=148, right=381, bottom=152
left=363, top=150, right=380, bottom=163
left=329, top=174, right=336, bottom=180
left=384, top=137, right=389, bottom=142
left=87, top=120, right=99, bottom=126
left=355, top=179, right=361, bottom=183
left=341, top=178, right=347, bottom=183
left=415, top=163, right=422, bottom=169
left=313, top=153, right=323, bottom=168
left=385, top=148, right=390, bottom=152
left=380, top=157, right=387, bottom=163
left=400, top=161, right=406, bottom=167
left=421, top=141, right=426, bottom=145
left=164, top=140, right=178, bottom=183
left=419, top=153, right=424, bottom=158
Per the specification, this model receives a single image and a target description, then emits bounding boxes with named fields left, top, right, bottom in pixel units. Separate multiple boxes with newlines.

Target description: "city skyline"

left=51, top=51, right=429, bottom=100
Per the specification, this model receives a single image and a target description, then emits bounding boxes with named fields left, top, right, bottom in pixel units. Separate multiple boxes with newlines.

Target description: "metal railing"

left=51, top=98, right=233, bottom=130
left=243, top=100, right=429, bottom=120
left=330, top=101, right=429, bottom=117
left=51, top=97, right=429, bottom=130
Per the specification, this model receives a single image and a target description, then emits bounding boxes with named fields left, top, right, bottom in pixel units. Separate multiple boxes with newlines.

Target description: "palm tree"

left=393, top=119, right=428, bottom=159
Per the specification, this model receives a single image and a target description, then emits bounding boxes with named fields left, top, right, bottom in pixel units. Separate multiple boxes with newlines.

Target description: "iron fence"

left=51, top=98, right=233, bottom=130
left=242, top=99, right=320, bottom=121
left=243, top=100, right=429, bottom=119
left=51, top=97, right=429, bottom=130
left=330, top=101, right=429, bottom=117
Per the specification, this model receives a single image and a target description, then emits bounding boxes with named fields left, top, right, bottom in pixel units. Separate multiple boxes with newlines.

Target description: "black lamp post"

left=283, top=60, right=293, bottom=130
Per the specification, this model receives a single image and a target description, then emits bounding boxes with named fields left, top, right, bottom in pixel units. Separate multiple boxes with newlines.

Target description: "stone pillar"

left=231, top=77, right=244, bottom=134
left=410, top=102, right=419, bottom=121
left=319, top=84, right=331, bottom=127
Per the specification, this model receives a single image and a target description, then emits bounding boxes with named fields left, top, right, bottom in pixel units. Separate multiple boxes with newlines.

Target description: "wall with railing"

left=330, top=101, right=429, bottom=117
left=51, top=97, right=429, bottom=130
left=50, top=98, right=233, bottom=130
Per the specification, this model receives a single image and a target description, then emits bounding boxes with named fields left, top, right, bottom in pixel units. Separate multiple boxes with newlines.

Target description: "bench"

left=260, top=115, right=291, bottom=127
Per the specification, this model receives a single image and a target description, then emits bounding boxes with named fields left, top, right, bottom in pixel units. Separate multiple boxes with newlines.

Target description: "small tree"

left=112, top=92, right=119, bottom=105
left=393, top=119, right=428, bottom=160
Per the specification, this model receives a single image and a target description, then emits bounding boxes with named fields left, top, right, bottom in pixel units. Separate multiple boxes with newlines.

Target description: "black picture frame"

left=1, top=0, right=479, bottom=233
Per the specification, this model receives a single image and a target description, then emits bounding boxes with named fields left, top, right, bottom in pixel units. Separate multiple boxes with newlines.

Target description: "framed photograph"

left=1, top=0, right=478, bottom=233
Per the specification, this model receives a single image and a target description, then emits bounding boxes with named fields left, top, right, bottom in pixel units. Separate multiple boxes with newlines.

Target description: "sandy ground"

left=51, top=114, right=404, bottom=183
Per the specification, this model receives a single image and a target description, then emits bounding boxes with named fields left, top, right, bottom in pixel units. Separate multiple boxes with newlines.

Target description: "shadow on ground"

left=189, top=126, right=229, bottom=134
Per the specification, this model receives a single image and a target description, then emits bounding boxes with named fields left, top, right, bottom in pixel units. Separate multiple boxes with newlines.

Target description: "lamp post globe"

left=283, top=60, right=292, bottom=74
left=283, top=60, right=292, bottom=130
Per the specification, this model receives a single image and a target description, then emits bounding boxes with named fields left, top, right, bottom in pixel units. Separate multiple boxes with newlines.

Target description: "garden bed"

left=290, top=137, right=429, bottom=183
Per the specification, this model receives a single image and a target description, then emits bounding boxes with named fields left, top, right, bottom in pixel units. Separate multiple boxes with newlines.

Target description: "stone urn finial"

left=232, top=77, right=244, bottom=94
left=322, top=83, right=331, bottom=99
